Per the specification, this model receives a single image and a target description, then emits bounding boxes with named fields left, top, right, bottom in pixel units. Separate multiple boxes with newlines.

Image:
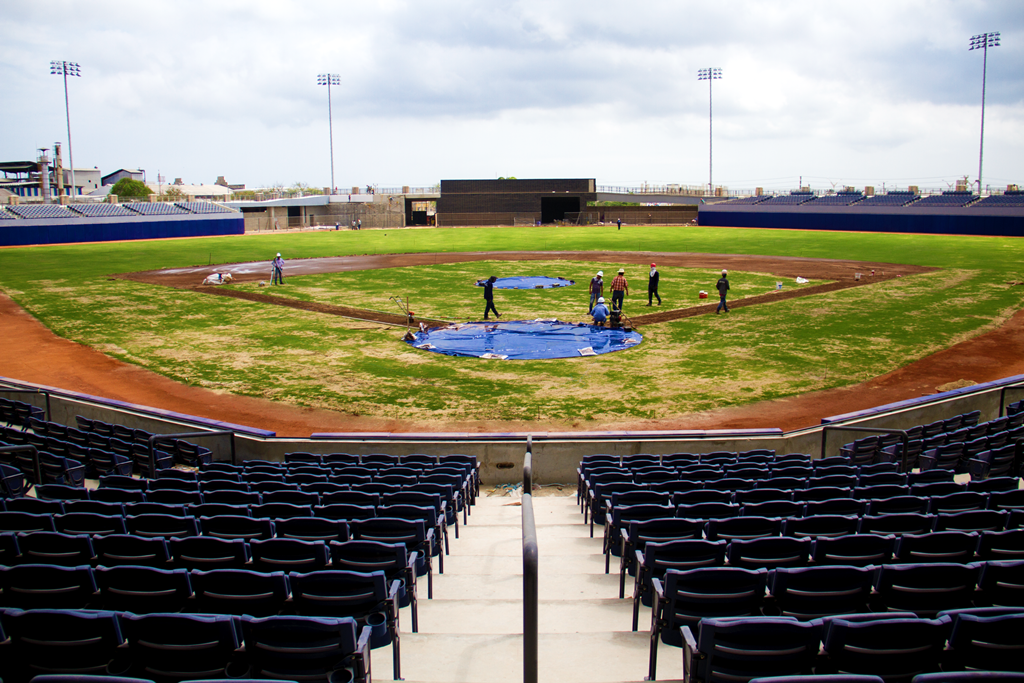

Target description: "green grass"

left=1, top=225, right=1022, bottom=423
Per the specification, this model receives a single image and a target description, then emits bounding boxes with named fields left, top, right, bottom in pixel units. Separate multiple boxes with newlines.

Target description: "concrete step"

left=371, top=494, right=682, bottom=683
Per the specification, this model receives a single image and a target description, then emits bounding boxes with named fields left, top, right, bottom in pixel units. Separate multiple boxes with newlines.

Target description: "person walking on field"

left=610, top=268, right=628, bottom=311
left=617, top=218, right=622, bottom=230
left=271, top=253, right=285, bottom=285
left=716, top=269, right=730, bottom=314
left=647, top=262, right=661, bottom=306
left=483, top=276, right=501, bottom=320
left=589, top=270, right=604, bottom=313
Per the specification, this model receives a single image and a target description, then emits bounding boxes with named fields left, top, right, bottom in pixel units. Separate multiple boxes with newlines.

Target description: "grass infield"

left=0, top=224, right=1022, bottom=424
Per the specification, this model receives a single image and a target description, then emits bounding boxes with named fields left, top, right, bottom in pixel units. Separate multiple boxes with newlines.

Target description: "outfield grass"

left=1, top=225, right=1022, bottom=424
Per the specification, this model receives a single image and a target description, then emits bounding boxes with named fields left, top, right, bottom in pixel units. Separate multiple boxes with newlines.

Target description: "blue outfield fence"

left=0, top=213, right=244, bottom=247
left=697, top=204, right=1024, bottom=237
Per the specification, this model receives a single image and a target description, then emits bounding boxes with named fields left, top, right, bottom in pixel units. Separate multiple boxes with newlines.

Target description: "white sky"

left=2, top=0, right=1021, bottom=192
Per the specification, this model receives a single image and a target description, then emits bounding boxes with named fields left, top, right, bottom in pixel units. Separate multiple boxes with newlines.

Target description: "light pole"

left=697, top=67, right=722, bottom=196
left=50, top=61, right=81, bottom=199
left=317, top=74, right=340, bottom=195
left=969, top=32, right=1000, bottom=195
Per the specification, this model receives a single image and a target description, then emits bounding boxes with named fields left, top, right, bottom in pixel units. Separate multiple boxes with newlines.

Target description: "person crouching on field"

left=591, top=297, right=610, bottom=326
left=483, top=276, right=501, bottom=320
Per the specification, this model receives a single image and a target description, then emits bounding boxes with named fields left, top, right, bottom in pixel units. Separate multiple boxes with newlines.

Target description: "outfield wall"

left=5, top=374, right=1022, bottom=485
left=697, top=204, right=1024, bottom=236
left=0, top=213, right=244, bottom=247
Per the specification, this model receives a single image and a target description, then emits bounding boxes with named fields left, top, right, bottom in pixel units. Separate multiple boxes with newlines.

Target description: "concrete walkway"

left=373, top=493, right=684, bottom=683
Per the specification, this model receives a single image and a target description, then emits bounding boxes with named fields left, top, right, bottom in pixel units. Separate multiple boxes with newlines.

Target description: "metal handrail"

left=0, top=387, right=51, bottom=421
left=522, top=434, right=538, bottom=683
left=0, top=445, right=41, bottom=487
left=998, top=383, right=1024, bottom=417
left=147, top=430, right=236, bottom=479
left=820, top=426, right=910, bottom=472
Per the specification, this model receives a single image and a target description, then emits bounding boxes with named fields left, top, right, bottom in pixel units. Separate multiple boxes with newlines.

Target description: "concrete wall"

left=6, top=374, right=1021, bottom=485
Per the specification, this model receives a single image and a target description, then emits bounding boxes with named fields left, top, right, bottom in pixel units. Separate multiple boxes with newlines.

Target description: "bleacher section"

left=175, top=201, right=235, bottom=214
left=0, top=201, right=235, bottom=219
left=69, top=203, right=136, bottom=217
left=5, top=204, right=77, bottom=219
left=811, top=192, right=864, bottom=206
left=120, top=202, right=191, bottom=215
left=579, top=442, right=1024, bottom=680
left=723, top=195, right=772, bottom=205
left=916, top=191, right=979, bottom=208
left=760, top=193, right=817, bottom=206
left=973, top=192, right=1024, bottom=208
left=3, top=397, right=1022, bottom=682
left=855, top=191, right=921, bottom=207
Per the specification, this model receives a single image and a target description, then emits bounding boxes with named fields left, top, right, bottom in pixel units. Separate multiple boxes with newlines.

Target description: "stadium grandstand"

left=2, top=369, right=1023, bottom=682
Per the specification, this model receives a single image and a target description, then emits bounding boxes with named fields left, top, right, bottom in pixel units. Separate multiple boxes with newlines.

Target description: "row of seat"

left=646, top=565, right=1024, bottom=680
left=625, top=530, right=1024, bottom=618
left=587, top=478, right=1023, bottom=532
left=0, top=607, right=373, bottom=683
left=677, top=609, right=1024, bottom=683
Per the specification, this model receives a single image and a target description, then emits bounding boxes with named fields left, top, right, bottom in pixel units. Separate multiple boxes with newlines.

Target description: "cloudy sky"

left=2, top=1, right=1021, bottom=193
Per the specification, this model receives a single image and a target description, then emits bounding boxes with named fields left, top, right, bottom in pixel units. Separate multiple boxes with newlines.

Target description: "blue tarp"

left=475, top=276, right=575, bottom=289
left=405, top=320, right=642, bottom=360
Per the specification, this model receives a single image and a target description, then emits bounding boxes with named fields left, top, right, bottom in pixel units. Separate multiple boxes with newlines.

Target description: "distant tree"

left=110, top=178, right=152, bottom=198
left=498, top=176, right=517, bottom=180
left=161, top=186, right=185, bottom=200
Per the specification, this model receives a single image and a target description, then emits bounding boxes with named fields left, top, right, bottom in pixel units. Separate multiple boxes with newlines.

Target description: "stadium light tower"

left=50, top=60, right=81, bottom=199
left=969, top=32, right=1000, bottom=194
left=697, top=67, right=722, bottom=196
left=317, top=73, right=341, bottom=195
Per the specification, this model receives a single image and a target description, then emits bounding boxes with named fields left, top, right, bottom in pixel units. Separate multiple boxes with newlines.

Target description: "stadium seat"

left=15, top=530, right=95, bottom=566
left=239, top=614, right=371, bottom=683
left=631, top=539, right=728, bottom=629
left=0, top=563, right=98, bottom=609
left=873, top=563, right=981, bottom=615
left=682, top=616, right=823, bottom=683
left=820, top=614, right=952, bottom=681
left=190, top=568, right=290, bottom=617
left=168, top=535, right=250, bottom=570
left=119, top=612, right=243, bottom=681
left=768, top=564, right=874, bottom=618
left=250, top=537, right=330, bottom=573
left=1, top=607, right=127, bottom=679
left=95, top=565, right=192, bottom=613
left=92, top=533, right=171, bottom=567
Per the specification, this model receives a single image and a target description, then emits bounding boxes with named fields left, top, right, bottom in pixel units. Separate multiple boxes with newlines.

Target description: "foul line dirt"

left=3, top=251, right=1022, bottom=436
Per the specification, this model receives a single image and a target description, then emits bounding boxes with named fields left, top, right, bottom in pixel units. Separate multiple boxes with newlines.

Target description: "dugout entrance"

left=541, top=196, right=581, bottom=224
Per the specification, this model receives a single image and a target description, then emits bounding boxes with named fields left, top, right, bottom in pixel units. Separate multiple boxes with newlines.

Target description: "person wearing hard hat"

left=589, top=270, right=604, bottom=313
left=610, top=268, right=628, bottom=312
left=716, top=269, right=730, bottom=313
left=591, top=296, right=610, bottom=326
left=271, top=253, right=285, bottom=285
left=647, top=262, right=661, bottom=306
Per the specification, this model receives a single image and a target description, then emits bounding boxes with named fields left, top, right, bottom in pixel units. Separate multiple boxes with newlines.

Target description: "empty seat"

left=190, top=568, right=290, bottom=616
left=15, top=530, right=95, bottom=566
left=0, top=563, right=97, bottom=609
left=975, top=559, right=1024, bottom=606
left=250, top=537, right=330, bottom=573
left=168, top=536, right=250, bottom=570
left=95, top=565, right=193, bottom=613
left=682, top=616, right=823, bottom=683
left=768, top=565, right=874, bottom=618
left=820, top=614, right=952, bottom=682
left=119, top=611, right=243, bottom=681
left=726, top=537, right=812, bottom=570
left=810, top=534, right=896, bottom=566
left=782, top=515, right=859, bottom=539
left=240, top=614, right=370, bottom=683
left=92, top=534, right=171, bottom=567
left=1, top=607, right=127, bottom=679
left=647, top=566, right=768, bottom=681
left=894, top=531, right=980, bottom=564
left=873, top=563, right=981, bottom=615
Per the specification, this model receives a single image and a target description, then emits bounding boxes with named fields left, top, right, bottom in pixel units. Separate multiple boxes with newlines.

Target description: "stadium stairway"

left=375, top=492, right=683, bottom=683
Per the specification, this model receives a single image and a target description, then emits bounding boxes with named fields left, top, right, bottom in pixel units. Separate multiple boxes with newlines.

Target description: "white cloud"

left=1, top=0, right=1020, bottom=191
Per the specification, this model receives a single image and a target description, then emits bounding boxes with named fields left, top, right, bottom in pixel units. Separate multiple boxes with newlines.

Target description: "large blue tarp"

left=475, top=276, right=575, bottom=289
left=406, top=320, right=642, bottom=360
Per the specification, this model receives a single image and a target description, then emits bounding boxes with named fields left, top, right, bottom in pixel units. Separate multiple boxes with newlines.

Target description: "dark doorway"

left=541, top=196, right=581, bottom=223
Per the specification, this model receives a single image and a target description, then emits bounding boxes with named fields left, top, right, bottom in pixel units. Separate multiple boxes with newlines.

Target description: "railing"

left=998, top=383, right=1024, bottom=417
left=148, top=430, right=236, bottom=479
left=0, top=445, right=41, bottom=486
left=820, top=426, right=911, bottom=472
left=522, top=434, right=538, bottom=683
left=597, top=185, right=1010, bottom=199
left=0, top=386, right=51, bottom=421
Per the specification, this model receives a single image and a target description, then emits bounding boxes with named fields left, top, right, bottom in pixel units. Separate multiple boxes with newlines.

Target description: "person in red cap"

left=647, top=262, right=661, bottom=306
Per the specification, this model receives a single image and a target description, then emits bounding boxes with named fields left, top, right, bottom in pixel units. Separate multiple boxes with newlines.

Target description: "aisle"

left=374, top=493, right=683, bottom=683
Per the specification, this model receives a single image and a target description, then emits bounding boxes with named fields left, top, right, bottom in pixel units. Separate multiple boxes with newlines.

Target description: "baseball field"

left=1, top=224, right=1022, bottom=433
